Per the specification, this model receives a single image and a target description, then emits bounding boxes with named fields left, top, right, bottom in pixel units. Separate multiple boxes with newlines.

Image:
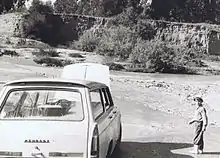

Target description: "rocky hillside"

left=2, top=12, right=220, bottom=55
left=1, top=8, right=220, bottom=56
left=146, top=20, right=220, bottom=55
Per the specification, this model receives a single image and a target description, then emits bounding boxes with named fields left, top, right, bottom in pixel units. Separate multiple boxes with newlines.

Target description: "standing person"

left=189, top=97, right=208, bottom=154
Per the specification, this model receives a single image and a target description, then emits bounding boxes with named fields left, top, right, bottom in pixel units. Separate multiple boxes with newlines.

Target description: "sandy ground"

left=1, top=56, right=220, bottom=158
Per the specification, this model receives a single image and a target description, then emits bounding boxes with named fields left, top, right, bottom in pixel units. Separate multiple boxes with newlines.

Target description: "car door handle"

left=108, top=115, right=113, bottom=119
left=113, top=111, right=117, bottom=114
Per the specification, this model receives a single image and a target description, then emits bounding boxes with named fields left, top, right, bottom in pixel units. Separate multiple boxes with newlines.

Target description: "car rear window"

left=0, top=88, right=84, bottom=121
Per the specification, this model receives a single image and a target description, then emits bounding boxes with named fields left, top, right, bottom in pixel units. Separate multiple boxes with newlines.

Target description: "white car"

left=0, top=64, right=122, bottom=158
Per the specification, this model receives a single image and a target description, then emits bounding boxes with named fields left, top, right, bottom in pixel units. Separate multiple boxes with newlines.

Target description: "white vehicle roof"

left=3, top=78, right=108, bottom=89
left=61, top=63, right=110, bottom=88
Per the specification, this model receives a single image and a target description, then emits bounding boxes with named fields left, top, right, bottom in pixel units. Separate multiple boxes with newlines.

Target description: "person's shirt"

left=193, top=106, right=208, bottom=127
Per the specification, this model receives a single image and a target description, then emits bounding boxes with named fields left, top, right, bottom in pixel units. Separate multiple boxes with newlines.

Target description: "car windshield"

left=0, top=88, right=84, bottom=121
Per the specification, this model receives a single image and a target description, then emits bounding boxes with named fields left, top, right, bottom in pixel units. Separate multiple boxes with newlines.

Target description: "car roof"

left=4, top=78, right=108, bottom=89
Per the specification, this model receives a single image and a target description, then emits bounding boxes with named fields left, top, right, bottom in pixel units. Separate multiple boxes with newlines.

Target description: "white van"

left=0, top=64, right=122, bottom=158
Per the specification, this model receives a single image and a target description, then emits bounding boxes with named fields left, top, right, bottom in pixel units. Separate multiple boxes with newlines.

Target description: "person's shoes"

left=190, top=150, right=199, bottom=154
left=190, top=145, right=199, bottom=154
left=198, top=150, right=203, bottom=154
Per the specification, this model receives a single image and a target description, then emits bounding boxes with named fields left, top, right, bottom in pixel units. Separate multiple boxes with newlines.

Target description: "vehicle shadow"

left=114, top=142, right=194, bottom=158
left=202, top=152, right=220, bottom=155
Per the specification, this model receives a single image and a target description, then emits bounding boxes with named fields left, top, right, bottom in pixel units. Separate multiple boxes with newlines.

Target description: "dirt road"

left=1, top=57, right=220, bottom=158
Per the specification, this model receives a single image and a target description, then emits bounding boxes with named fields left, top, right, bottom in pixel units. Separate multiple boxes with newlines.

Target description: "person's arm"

left=189, top=119, right=196, bottom=124
left=201, top=107, right=208, bottom=131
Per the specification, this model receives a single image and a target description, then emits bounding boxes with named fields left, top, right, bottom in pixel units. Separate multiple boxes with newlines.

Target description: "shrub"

left=3, top=50, right=19, bottom=57
left=73, top=29, right=101, bottom=52
left=147, top=43, right=186, bottom=73
left=68, top=53, right=84, bottom=58
left=105, top=62, right=125, bottom=71
left=130, top=40, right=202, bottom=73
left=96, top=25, right=137, bottom=60
left=130, top=39, right=154, bottom=64
left=16, top=38, right=27, bottom=46
left=175, top=47, right=205, bottom=67
left=33, top=57, right=73, bottom=67
left=32, top=49, right=60, bottom=57
left=61, top=59, right=75, bottom=66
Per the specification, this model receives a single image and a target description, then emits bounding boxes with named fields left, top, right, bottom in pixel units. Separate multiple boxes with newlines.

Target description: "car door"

left=89, top=89, right=113, bottom=158
left=101, top=87, right=121, bottom=153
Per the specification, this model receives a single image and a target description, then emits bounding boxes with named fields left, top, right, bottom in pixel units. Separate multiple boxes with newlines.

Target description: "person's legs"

left=191, top=145, right=198, bottom=154
left=198, top=132, right=204, bottom=153
left=192, top=122, right=203, bottom=154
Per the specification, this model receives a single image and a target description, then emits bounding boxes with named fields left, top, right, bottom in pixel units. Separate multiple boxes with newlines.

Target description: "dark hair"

left=194, top=97, right=203, bottom=103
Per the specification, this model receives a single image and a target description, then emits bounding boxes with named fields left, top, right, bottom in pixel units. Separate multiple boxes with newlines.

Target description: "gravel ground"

left=1, top=56, right=220, bottom=157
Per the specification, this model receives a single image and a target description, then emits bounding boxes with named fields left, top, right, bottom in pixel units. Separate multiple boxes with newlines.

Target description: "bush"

left=174, top=47, right=205, bottom=67
left=2, top=50, right=19, bottom=57
left=105, top=62, right=125, bottom=71
left=96, top=25, right=137, bottom=60
left=32, top=49, right=60, bottom=57
left=16, top=38, right=27, bottom=46
left=73, top=25, right=138, bottom=59
left=130, top=41, right=202, bottom=73
left=147, top=43, right=186, bottom=73
left=130, top=39, right=154, bottom=64
left=68, top=53, right=84, bottom=58
left=33, top=57, right=73, bottom=67
left=73, top=29, right=101, bottom=52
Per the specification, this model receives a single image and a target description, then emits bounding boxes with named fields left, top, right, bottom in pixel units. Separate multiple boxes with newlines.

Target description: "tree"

left=184, top=0, right=206, bottom=22
left=0, top=0, right=25, bottom=13
left=22, top=0, right=78, bottom=46
left=54, top=0, right=78, bottom=14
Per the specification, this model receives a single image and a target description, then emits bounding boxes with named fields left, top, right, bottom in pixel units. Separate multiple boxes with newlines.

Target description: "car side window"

left=90, top=89, right=104, bottom=120
left=101, top=88, right=112, bottom=111
left=106, top=88, right=114, bottom=106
